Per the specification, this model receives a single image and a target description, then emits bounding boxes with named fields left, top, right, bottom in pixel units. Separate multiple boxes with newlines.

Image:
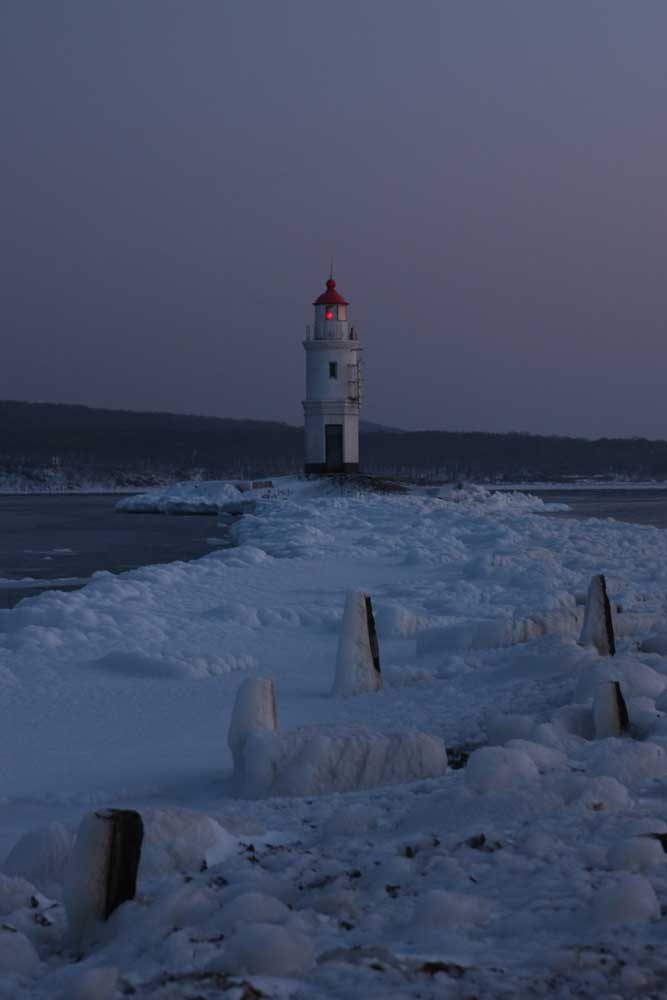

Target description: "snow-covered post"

left=579, top=574, right=616, bottom=656
left=332, top=591, right=382, bottom=696
left=593, top=680, right=629, bottom=739
left=64, top=809, right=143, bottom=948
left=228, top=677, right=278, bottom=773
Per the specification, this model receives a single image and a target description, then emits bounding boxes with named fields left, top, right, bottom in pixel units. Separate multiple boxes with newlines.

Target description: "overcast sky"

left=2, top=1, right=666, bottom=437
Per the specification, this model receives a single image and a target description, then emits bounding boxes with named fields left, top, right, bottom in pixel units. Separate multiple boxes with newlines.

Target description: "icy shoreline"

left=4, top=476, right=667, bottom=497
left=2, top=479, right=667, bottom=996
left=494, top=480, right=667, bottom=491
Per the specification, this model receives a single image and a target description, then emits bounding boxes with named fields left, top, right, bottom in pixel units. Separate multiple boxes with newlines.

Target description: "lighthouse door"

left=325, top=424, right=343, bottom=472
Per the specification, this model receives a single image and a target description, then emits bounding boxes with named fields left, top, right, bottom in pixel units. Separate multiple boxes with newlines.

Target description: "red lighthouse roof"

left=313, top=277, right=349, bottom=306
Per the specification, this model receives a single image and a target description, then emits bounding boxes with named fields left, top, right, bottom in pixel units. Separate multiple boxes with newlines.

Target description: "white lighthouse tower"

left=303, top=274, right=361, bottom=473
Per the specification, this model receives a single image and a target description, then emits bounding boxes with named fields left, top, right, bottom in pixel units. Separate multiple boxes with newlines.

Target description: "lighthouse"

left=303, top=275, right=361, bottom=473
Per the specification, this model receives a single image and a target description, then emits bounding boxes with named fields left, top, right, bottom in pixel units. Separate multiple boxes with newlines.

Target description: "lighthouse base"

left=304, top=463, right=360, bottom=475
left=302, top=400, right=360, bottom=474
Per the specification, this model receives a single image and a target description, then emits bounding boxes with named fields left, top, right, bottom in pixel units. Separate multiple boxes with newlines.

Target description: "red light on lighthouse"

left=325, top=309, right=333, bottom=320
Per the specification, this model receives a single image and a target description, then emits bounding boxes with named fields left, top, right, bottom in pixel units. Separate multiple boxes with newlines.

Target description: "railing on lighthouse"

left=347, top=359, right=363, bottom=403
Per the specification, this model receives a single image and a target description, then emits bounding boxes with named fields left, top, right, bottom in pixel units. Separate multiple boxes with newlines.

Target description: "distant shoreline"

left=4, top=480, right=667, bottom=497
left=493, top=481, right=667, bottom=491
left=0, top=489, right=141, bottom=497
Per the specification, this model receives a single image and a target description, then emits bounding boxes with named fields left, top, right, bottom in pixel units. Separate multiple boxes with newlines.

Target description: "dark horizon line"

left=2, top=397, right=666, bottom=447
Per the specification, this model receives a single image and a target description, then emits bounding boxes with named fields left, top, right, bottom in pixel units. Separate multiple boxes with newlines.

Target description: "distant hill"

left=0, top=400, right=302, bottom=488
left=359, top=420, right=403, bottom=433
left=2, top=399, right=667, bottom=489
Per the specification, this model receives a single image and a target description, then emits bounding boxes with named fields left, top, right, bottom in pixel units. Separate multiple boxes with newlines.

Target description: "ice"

left=227, top=676, right=278, bottom=773
left=465, top=746, right=540, bottom=793
left=504, top=739, right=568, bottom=771
left=0, top=928, right=39, bottom=977
left=592, top=874, right=660, bottom=925
left=67, top=967, right=118, bottom=1000
left=485, top=712, right=537, bottom=745
left=625, top=695, right=660, bottom=738
left=579, top=573, right=616, bottom=655
left=0, top=575, right=88, bottom=590
left=208, top=922, right=316, bottom=977
left=417, top=606, right=578, bottom=654
left=607, top=836, right=666, bottom=872
left=332, top=590, right=382, bottom=696
left=2, top=824, right=73, bottom=897
left=593, top=680, right=629, bottom=738
left=0, top=875, right=36, bottom=916
left=137, top=809, right=237, bottom=876
left=574, top=655, right=666, bottom=701
left=4, top=477, right=667, bottom=993
left=640, top=632, right=667, bottom=654
left=585, top=740, right=667, bottom=784
left=213, top=891, right=290, bottom=931
left=116, top=480, right=252, bottom=514
left=413, top=888, right=491, bottom=929
left=236, top=724, right=448, bottom=797
left=63, top=812, right=114, bottom=948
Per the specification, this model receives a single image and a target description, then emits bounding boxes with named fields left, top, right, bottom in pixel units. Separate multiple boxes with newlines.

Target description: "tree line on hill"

left=2, top=400, right=667, bottom=489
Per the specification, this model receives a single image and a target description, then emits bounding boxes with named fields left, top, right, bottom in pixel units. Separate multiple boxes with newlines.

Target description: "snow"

left=0, top=927, right=40, bottom=977
left=574, top=656, right=666, bottom=701
left=464, top=746, right=540, bottom=793
left=235, top=724, right=448, bottom=798
left=67, top=966, right=119, bottom=1000
left=116, top=479, right=274, bottom=514
left=413, top=887, right=492, bottom=930
left=3, top=477, right=667, bottom=995
left=137, top=808, right=237, bottom=876
left=591, top=873, right=661, bottom=925
left=228, top=676, right=278, bottom=772
left=606, top=835, right=666, bottom=872
left=0, top=575, right=89, bottom=591
left=209, top=922, right=316, bottom=977
left=3, top=824, right=74, bottom=897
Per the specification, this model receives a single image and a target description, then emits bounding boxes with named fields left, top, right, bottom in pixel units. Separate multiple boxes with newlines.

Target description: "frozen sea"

left=3, top=488, right=667, bottom=608
left=4, top=477, right=667, bottom=996
left=530, top=486, right=667, bottom=528
left=0, top=493, right=231, bottom=608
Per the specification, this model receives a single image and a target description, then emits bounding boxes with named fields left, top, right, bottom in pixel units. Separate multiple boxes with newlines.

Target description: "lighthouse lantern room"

left=303, top=275, right=361, bottom=473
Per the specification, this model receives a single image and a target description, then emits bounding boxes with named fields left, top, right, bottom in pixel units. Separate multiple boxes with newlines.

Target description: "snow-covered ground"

left=3, top=479, right=667, bottom=997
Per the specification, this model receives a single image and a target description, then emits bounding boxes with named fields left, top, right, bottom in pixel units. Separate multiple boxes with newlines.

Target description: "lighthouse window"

left=329, top=362, right=338, bottom=379
left=337, top=305, right=347, bottom=321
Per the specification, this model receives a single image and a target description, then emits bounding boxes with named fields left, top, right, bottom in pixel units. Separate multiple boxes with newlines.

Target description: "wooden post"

left=579, top=574, right=616, bottom=656
left=228, top=677, right=278, bottom=774
left=104, top=810, right=144, bottom=919
left=593, top=680, right=629, bottom=738
left=364, top=595, right=381, bottom=677
left=65, top=809, right=143, bottom=948
left=332, top=591, right=382, bottom=695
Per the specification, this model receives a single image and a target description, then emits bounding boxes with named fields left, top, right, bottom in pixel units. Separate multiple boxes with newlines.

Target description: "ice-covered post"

left=228, top=677, right=278, bottom=773
left=579, top=574, right=616, bottom=656
left=332, top=591, right=382, bottom=696
left=593, top=680, right=629, bottom=739
left=64, top=809, right=143, bottom=948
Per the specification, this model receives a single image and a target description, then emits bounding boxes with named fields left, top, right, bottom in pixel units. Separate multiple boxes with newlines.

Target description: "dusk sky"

left=2, top=1, right=667, bottom=438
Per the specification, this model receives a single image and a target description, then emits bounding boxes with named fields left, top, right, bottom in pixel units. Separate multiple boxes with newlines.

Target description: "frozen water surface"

left=533, top=486, right=667, bottom=527
left=0, top=494, right=230, bottom=608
